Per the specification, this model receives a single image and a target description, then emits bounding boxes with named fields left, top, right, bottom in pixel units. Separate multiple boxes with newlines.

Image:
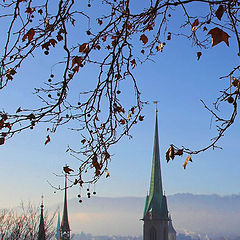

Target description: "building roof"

left=168, top=215, right=176, bottom=233
left=143, top=111, right=168, bottom=220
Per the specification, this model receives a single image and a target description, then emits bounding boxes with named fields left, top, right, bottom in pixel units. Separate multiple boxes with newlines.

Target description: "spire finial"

left=41, top=194, right=44, bottom=208
left=153, top=101, right=159, bottom=113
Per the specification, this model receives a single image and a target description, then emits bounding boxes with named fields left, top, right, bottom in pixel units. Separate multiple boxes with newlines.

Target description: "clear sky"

left=0, top=0, right=240, bottom=222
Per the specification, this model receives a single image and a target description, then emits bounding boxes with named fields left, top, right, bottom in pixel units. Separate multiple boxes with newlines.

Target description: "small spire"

left=38, top=195, right=46, bottom=240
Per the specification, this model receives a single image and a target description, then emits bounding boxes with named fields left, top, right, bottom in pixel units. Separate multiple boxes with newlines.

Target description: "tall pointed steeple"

left=142, top=106, right=170, bottom=240
left=38, top=196, right=46, bottom=240
left=143, top=110, right=167, bottom=220
left=60, top=174, right=70, bottom=240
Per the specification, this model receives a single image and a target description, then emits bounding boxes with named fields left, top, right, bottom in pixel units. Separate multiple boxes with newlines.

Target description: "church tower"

left=60, top=175, right=71, bottom=240
left=142, top=110, right=169, bottom=240
left=38, top=196, right=46, bottom=240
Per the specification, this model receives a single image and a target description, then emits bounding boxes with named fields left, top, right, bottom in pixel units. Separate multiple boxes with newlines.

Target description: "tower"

left=60, top=175, right=71, bottom=240
left=38, top=196, right=46, bottom=240
left=168, top=215, right=176, bottom=240
left=142, top=110, right=169, bottom=240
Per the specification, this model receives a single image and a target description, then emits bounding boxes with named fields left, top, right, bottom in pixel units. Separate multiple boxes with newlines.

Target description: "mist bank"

left=52, top=193, right=240, bottom=237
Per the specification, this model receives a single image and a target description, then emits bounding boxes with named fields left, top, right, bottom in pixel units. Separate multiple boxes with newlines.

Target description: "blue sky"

left=0, top=0, right=240, bottom=213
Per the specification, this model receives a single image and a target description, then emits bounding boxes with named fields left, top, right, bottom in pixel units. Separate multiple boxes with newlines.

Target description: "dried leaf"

left=16, top=107, right=21, bottom=113
left=22, top=28, right=35, bottom=42
left=197, top=52, right=202, bottom=60
left=167, top=32, right=171, bottom=40
left=208, top=27, right=230, bottom=47
left=98, top=19, right=103, bottom=25
left=130, top=59, right=137, bottom=69
left=44, top=135, right=50, bottom=145
left=139, top=115, right=144, bottom=121
left=140, top=34, right=148, bottom=45
left=215, top=5, right=225, bottom=20
left=63, top=165, right=74, bottom=174
left=0, top=137, right=5, bottom=145
left=120, top=119, right=125, bottom=125
left=49, top=39, right=57, bottom=47
left=106, top=171, right=110, bottom=178
left=169, top=145, right=175, bottom=160
left=81, top=139, right=86, bottom=144
left=192, top=19, right=199, bottom=31
left=166, top=147, right=170, bottom=163
left=183, top=155, right=192, bottom=169
left=175, top=149, right=183, bottom=156
left=79, top=43, right=89, bottom=53
left=156, top=43, right=164, bottom=52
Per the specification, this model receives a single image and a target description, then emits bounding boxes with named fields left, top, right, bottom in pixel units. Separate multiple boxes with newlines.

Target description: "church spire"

left=38, top=195, right=46, bottom=240
left=55, top=210, right=61, bottom=240
left=143, top=108, right=167, bottom=219
left=60, top=174, right=70, bottom=240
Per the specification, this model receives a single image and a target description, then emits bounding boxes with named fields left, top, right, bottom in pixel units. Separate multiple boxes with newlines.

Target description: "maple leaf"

left=215, top=5, right=225, bottom=20
left=140, top=34, right=148, bottom=45
left=45, top=135, right=50, bottom=145
left=197, top=52, right=202, bottom=60
left=22, top=28, right=35, bottom=42
left=208, top=27, right=230, bottom=47
left=183, top=155, right=192, bottom=169
left=63, top=165, right=74, bottom=174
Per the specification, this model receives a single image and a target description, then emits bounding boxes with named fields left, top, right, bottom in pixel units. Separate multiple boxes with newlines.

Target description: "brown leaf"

left=106, top=171, right=110, bottom=178
left=120, top=119, right=126, bottom=125
left=197, top=52, right=202, bottom=60
left=81, top=139, right=86, bottom=144
left=192, top=19, right=199, bottom=28
left=156, top=43, right=164, bottom=52
left=98, top=19, right=103, bottom=25
left=130, top=59, right=137, bottom=69
left=140, top=34, right=148, bottom=45
left=0, top=137, right=5, bottom=145
left=175, top=149, right=183, bottom=156
left=167, top=32, right=171, bottom=40
left=166, top=148, right=170, bottom=163
left=56, top=34, right=63, bottom=41
left=79, top=43, right=89, bottom=53
left=183, top=155, right=192, bottom=169
left=169, top=145, right=175, bottom=160
left=63, top=165, right=74, bottom=174
left=25, top=7, right=35, bottom=14
left=45, top=135, right=50, bottom=145
left=49, top=39, right=57, bottom=47
left=215, top=5, right=225, bottom=20
left=139, top=115, right=144, bottom=121
left=72, top=56, right=83, bottom=68
left=22, top=28, right=35, bottom=42
left=208, top=27, right=230, bottom=47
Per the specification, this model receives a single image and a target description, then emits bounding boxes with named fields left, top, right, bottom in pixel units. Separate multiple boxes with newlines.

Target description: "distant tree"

left=0, top=203, right=55, bottom=239
left=0, top=0, right=239, bottom=181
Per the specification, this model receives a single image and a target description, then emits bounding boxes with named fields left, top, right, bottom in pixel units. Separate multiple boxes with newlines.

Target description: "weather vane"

left=153, top=101, right=159, bottom=112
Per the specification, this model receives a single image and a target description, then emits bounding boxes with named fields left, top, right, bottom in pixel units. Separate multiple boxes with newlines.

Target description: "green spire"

left=143, top=110, right=167, bottom=219
left=55, top=211, right=61, bottom=240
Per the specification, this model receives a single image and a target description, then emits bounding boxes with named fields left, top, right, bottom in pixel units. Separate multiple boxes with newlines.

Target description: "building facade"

left=142, top=111, right=176, bottom=240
